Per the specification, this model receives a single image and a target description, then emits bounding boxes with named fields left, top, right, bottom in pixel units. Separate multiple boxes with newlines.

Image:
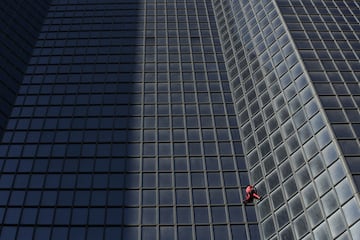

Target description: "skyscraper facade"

left=0, top=0, right=258, bottom=239
left=0, top=1, right=359, bottom=240
left=0, top=0, right=52, bottom=137
left=213, top=0, right=360, bottom=239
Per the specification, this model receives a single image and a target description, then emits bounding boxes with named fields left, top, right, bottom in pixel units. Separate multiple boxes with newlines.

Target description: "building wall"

left=2, top=0, right=359, bottom=239
left=277, top=0, right=360, bottom=192
left=0, top=0, right=51, bottom=139
left=0, top=0, right=259, bottom=239
left=211, top=0, right=360, bottom=239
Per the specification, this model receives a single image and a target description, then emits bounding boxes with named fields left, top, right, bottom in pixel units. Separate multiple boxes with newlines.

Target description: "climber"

left=243, top=185, right=262, bottom=205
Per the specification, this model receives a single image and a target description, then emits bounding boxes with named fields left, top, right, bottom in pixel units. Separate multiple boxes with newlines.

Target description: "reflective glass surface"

left=214, top=0, right=360, bottom=238
left=2, top=0, right=360, bottom=239
left=0, top=0, right=256, bottom=239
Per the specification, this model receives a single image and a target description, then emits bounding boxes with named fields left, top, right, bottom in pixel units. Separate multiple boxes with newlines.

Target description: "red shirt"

left=246, top=185, right=253, bottom=194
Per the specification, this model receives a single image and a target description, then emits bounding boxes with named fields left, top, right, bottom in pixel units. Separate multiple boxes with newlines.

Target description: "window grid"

left=213, top=0, right=360, bottom=239
left=0, top=0, right=256, bottom=239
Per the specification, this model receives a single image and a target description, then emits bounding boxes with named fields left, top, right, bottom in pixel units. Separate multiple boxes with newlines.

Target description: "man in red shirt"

left=243, top=185, right=262, bottom=205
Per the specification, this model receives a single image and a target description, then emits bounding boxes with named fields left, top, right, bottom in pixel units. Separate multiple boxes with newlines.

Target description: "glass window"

left=284, top=178, right=298, bottom=198
left=328, top=161, right=346, bottom=184
left=294, top=214, right=309, bottom=238
left=307, top=203, right=323, bottom=228
left=209, top=189, right=224, bottom=204
left=338, top=140, right=360, bottom=155
left=289, top=97, right=301, bottom=114
left=178, top=226, right=193, bottom=239
left=41, top=190, right=58, bottom=206
left=249, top=224, right=261, bottom=240
left=124, top=208, right=139, bottom=225
left=61, top=225, right=80, bottom=239
left=175, top=189, right=190, bottom=205
left=195, top=226, right=211, bottom=239
left=176, top=207, right=192, bottom=224
left=194, top=207, right=209, bottom=223
left=190, top=158, right=204, bottom=171
left=159, top=190, right=173, bottom=205
left=275, top=207, right=289, bottom=228
left=122, top=227, right=138, bottom=239
left=54, top=208, right=71, bottom=225
left=251, top=164, right=263, bottom=183
left=159, top=173, right=172, bottom=188
left=267, top=171, right=280, bottom=191
left=74, top=190, right=91, bottom=206
left=314, top=222, right=330, bottom=240
left=280, top=225, right=294, bottom=240
left=255, top=126, right=267, bottom=143
left=207, top=173, right=222, bottom=187
left=193, top=189, right=207, bottom=205
left=106, top=208, right=122, bottom=225
left=263, top=154, right=275, bottom=173
left=91, top=190, right=106, bottom=206
left=142, top=190, right=156, bottom=206
left=142, top=173, right=156, bottom=188
left=51, top=227, right=68, bottom=240
left=230, top=225, right=247, bottom=239
left=17, top=227, right=34, bottom=239
left=309, top=114, right=325, bottom=133
left=288, top=195, right=303, bottom=218
left=315, top=128, right=331, bottom=149
left=298, top=124, right=313, bottom=144
left=275, top=145, right=288, bottom=164
left=303, top=139, right=318, bottom=159
left=328, top=209, right=347, bottom=239
left=280, top=161, right=292, bottom=180
left=21, top=208, right=37, bottom=224
left=343, top=199, right=360, bottom=226
left=321, top=190, right=338, bottom=216
left=270, top=131, right=283, bottom=147
left=225, top=189, right=241, bottom=204
left=223, top=172, right=238, bottom=187
left=160, top=207, right=173, bottom=224
left=293, top=109, right=307, bottom=129
left=286, top=135, right=300, bottom=153
left=326, top=109, right=347, bottom=123
left=228, top=206, right=243, bottom=222
left=295, top=166, right=311, bottom=189
left=211, top=206, right=227, bottom=223
left=262, top=216, right=275, bottom=239
left=315, top=171, right=332, bottom=196
left=308, top=154, right=325, bottom=177
left=38, top=208, right=54, bottom=225
left=1, top=227, right=17, bottom=239
left=322, top=143, right=339, bottom=166
left=191, top=173, right=205, bottom=187
left=175, top=173, right=189, bottom=188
